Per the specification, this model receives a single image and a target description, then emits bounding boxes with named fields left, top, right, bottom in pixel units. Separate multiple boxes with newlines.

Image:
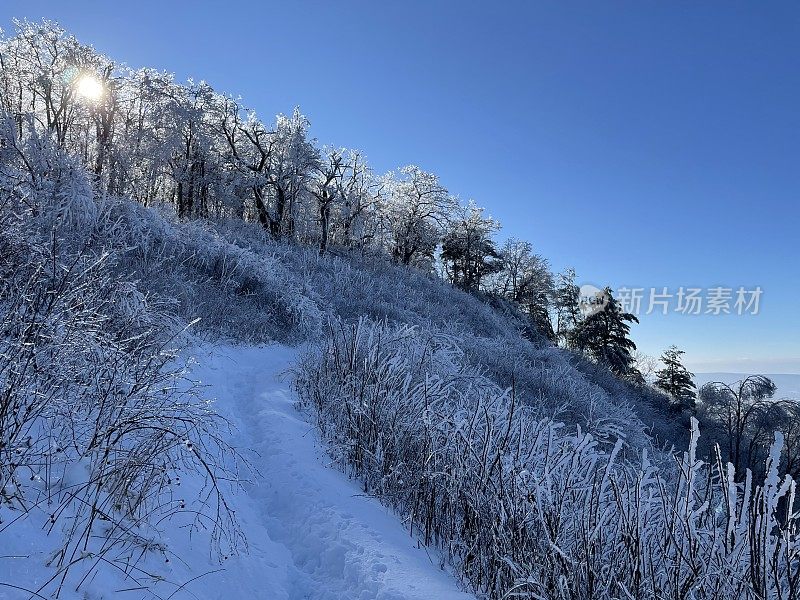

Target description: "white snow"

left=0, top=344, right=473, bottom=600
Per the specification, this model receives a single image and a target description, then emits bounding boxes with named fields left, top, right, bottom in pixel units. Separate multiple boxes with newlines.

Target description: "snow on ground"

left=0, top=344, right=472, bottom=600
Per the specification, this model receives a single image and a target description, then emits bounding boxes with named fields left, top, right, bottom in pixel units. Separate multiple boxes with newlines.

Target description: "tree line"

left=0, top=21, right=640, bottom=371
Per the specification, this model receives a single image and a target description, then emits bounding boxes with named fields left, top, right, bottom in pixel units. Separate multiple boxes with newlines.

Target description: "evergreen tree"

left=654, top=346, right=696, bottom=412
left=571, top=287, right=639, bottom=377
left=553, top=268, right=582, bottom=348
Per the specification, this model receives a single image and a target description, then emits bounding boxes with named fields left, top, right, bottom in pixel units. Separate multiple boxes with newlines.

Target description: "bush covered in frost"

left=0, top=120, right=246, bottom=596
left=295, top=319, right=800, bottom=599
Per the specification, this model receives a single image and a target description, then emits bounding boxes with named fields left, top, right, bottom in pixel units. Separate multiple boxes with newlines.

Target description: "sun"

left=75, top=74, right=104, bottom=101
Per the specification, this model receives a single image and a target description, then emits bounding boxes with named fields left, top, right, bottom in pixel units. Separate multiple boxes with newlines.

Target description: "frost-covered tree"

left=267, top=108, right=318, bottom=239
left=108, top=69, right=181, bottom=204
left=631, top=350, right=660, bottom=384
left=383, top=166, right=456, bottom=267
left=654, top=345, right=696, bottom=412
left=167, top=80, right=217, bottom=218
left=310, top=148, right=346, bottom=254
left=553, top=268, right=582, bottom=347
left=0, top=18, right=124, bottom=198
left=310, top=148, right=375, bottom=254
left=0, top=20, right=104, bottom=147
left=571, top=287, right=639, bottom=377
left=490, top=238, right=555, bottom=339
left=440, top=202, right=502, bottom=291
left=216, top=103, right=279, bottom=226
left=698, top=375, right=778, bottom=476
left=775, top=400, right=800, bottom=478
left=331, top=149, right=380, bottom=250
left=211, top=102, right=318, bottom=236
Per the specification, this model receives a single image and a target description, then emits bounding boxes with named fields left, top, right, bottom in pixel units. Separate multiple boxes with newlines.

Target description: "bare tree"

left=699, top=375, right=778, bottom=475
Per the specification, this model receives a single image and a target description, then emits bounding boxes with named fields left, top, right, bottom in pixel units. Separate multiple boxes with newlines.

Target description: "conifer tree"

left=571, top=287, right=639, bottom=377
left=655, top=345, right=697, bottom=412
left=553, top=268, right=582, bottom=348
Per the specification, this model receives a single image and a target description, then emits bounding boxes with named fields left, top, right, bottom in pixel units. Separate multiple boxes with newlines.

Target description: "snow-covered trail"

left=189, top=344, right=473, bottom=600
left=0, top=343, right=472, bottom=600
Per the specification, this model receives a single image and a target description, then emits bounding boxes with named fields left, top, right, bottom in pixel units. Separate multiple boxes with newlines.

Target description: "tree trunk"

left=270, top=186, right=286, bottom=238
left=319, top=197, right=330, bottom=255
left=176, top=182, right=185, bottom=218
left=254, top=187, right=270, bottom=230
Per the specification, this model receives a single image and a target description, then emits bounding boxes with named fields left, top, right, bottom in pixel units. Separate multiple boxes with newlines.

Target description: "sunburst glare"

left=75, top=74, right=103, bottom=101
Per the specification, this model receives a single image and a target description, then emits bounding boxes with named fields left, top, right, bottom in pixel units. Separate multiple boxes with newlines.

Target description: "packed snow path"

left=191, top=345, right=473, bottom=600
left=0, top=344, right=472, bottom=599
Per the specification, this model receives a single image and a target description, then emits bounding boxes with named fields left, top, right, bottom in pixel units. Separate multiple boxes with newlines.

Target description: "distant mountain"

left=693, top=373, right=800, bottom=400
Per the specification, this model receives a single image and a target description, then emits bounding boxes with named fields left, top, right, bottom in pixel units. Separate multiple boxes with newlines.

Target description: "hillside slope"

left=2, top=19, right=799, bottom=600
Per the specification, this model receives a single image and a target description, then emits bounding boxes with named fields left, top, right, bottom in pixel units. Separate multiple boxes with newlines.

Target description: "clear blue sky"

left=3, top=1, right=798, bottom=373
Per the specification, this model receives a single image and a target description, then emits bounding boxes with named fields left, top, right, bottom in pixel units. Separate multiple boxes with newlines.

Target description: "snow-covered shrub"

left=176, top=219, right=322, bottom=341
left=0, top=117, right=98, bottom=233
left=260, top=242, right=652, bottom=450
left=0, top=123, right=245, bottom=596
left=65, top=196, right=324, bottom=344
left=296, top=318, right=800, bottom=599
